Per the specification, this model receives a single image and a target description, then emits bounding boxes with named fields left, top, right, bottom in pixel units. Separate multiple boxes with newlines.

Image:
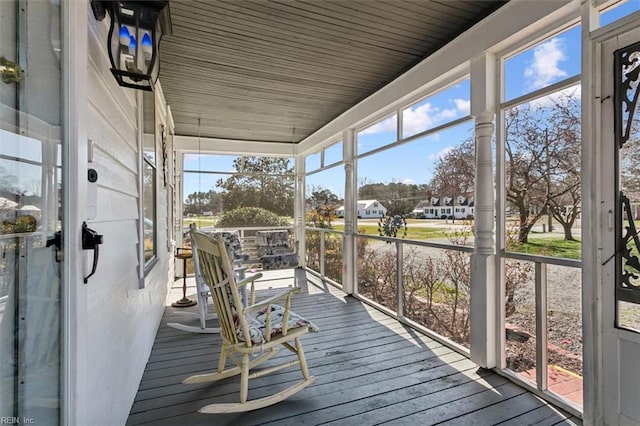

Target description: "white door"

left=0, top=0, right=63, bottom=422
left=601, top=27, right=640, bottom=426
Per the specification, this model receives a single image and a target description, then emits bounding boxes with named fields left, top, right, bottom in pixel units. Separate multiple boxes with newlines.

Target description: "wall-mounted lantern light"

left=91, top=1, right=172, bottom=91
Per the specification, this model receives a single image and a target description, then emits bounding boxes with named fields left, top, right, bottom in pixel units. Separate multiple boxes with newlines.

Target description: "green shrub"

left=216, top=207, right=290, bottom=228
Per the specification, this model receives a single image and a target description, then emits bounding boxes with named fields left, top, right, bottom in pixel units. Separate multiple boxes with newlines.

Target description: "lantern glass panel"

left=106, top=1, right=166, bottom=91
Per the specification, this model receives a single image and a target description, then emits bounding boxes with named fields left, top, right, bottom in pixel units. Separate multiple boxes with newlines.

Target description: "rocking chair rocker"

left=183, top=231, right=319, bottom=413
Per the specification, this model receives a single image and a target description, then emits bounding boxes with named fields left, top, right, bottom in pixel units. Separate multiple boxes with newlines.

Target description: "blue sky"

left=183, top=1, right=639, bottom=202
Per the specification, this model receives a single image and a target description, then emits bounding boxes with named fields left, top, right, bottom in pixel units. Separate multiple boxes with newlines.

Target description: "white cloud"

left=524, top=37, right=567, bottom=90
left=453, top=98, right=470, bottom=115
left=428, top=146, right=454, bottom=161
left=401, top=178, right=415, bottom=185
left=358, top=96, right=470, bottom=138
left=528, top=84, right=581, bottom=108
left=360, top=116, right=396, bottom=135
left=402, top=98, right=469, bottom=136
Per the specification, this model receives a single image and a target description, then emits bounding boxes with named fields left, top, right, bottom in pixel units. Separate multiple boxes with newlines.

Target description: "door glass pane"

left=323, top=140, right=342, bottom=166
left=546, top=264, right=583, bottom=407
left=504, top=258, right=536, bottom=383
left=615, top=41, right=640, bottom=333
left=143, top=159, right=156, bottom=263
left=143, top=91, right=155, bottom=164
left=0, top=0, right=63, bottom=422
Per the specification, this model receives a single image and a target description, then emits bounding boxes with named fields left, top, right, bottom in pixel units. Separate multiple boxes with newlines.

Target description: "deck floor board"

left=127, top=272, right=582, bottom=426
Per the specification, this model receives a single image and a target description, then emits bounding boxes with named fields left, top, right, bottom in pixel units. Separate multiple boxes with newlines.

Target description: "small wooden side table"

left=173, top=248, right=197, bottom=307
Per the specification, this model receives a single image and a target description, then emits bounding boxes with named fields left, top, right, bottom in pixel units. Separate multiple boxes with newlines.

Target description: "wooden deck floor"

left=127, top=271, right=582, bottom=426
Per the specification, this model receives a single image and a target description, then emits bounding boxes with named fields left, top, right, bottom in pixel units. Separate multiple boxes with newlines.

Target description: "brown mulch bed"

left=358, top=285, right=583, bottom=376
left=507, top=310, right=583, bottom=375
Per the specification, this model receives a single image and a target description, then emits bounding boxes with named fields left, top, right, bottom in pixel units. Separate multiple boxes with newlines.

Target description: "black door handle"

left=82, top=222, right=103, bottom=283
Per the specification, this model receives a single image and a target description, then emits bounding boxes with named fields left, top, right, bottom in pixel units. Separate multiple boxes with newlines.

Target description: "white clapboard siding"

left=75, top=12, right=174, bottom=426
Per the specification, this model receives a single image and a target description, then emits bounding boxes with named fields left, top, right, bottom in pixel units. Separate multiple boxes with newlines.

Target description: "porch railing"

left=305, top=227, right=474, bottom=354
left=304, top=226, right=584, bottom=413
left=305, top=227, right=344, bottom=287
left=353, top=233, right=474, bottom=354
left=501, top=251, right=583, bottom=410
left=183, top=225, right=295, bottom=273
left=194, top=223, right=292, bottom=241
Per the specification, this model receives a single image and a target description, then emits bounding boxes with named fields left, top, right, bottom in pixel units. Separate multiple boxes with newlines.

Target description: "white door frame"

left=592, top=16, right=640, bottom=426
left=61, top=0, right=89, bottom=424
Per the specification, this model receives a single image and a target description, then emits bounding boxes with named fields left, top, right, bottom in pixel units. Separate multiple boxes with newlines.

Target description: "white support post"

left=295, top=155, right=306, bottom=268
left=342, top=129, right=356, bottom=294
left=174, top=151, right=185, bottom=277
left=470, top=53, right=497, bottom=369
left=581, top=1, right=603, bottom=424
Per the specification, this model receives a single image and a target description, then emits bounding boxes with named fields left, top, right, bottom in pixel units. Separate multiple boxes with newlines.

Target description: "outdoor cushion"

left=255, top=230, right=290, bottom=251
left=260, top=253, right=299, bottom=270
left=235, top=304, right=319, bottom=344
left=205, top=230, right=249, bottom=261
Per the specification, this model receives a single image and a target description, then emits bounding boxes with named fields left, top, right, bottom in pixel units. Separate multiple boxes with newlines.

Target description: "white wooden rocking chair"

left=167, top=224, right=256, bottom=334
left=183, top=231, right=318, bottom=413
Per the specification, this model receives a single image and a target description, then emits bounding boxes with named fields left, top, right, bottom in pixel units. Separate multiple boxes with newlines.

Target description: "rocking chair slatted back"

left=190, top=231, right=249, bottom=346
left=185, top=231, right=319, bottom=413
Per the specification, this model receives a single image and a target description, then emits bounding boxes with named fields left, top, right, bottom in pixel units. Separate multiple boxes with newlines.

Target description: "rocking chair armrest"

left=236, top=272, right=263, bottom=288
left=236, top=272, right=262, bottom=305
left=244, top=286, right=300, bottom=315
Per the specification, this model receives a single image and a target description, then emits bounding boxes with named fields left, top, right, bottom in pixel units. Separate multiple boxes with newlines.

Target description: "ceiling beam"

left=175, top=135, right=297, bottom=157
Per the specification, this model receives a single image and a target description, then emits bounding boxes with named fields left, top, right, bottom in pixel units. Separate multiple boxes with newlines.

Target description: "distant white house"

left=336, top=199, right=387, bottom=219
left=413, top=196, right=474, bottom=219
left=0, top=197, right=18, bottom=221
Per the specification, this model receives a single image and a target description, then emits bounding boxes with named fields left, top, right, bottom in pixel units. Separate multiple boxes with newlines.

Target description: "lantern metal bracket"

left=90, top=1, right=172, bottom=33
left=90, top=0, right=108, bottom=21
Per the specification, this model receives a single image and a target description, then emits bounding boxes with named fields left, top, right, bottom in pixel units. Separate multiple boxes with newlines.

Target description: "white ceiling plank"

left=160, top=0, right=507, bottom=145
left=297, top=0, right=574, bottom=153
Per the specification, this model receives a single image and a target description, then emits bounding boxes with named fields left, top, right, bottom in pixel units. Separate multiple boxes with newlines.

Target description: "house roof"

left=0, top=197, right=18, bottom=210
left=357, top=200, right=386, bottom=209
left=337, top=199, right=387, bottom=210
left=414, top=195, right=474, bottom=209
left=159, top=1, right=506, bottom=145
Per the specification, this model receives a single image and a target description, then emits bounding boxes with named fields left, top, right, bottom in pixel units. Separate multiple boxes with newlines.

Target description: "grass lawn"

left=512, top=237, right=581, bottom=260
left=184, top=217, right=218, bottom=228
left=332, top=224, right=458, bottom=240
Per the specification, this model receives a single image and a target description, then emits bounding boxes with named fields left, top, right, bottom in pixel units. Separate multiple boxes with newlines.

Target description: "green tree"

left=306, top=186, right=341, bottom=209
left=216, top=157, right=294, bottom=216
left=358, top=181, right=430, bottom=215
left=216, top=207, right=290, bottom=228
left=306, top=185, right=341, bottom=228
left=183, top=190, right=223, bottom=215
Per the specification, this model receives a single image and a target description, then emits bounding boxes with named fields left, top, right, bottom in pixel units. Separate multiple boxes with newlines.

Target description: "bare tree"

left=429, top=138, right=475, bottom=222
left=620, top=120, right=640, bottom=201
left=505, top=90, right=581, bottom=243
left=545, top=93, right=581, bottom=241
